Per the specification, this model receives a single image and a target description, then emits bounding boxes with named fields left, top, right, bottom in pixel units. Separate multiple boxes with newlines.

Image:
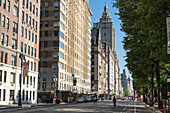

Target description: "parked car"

left=43, top=98, right=53, bottom=103
left=77, top=97, right=85, bottom=103
left=86, top=96, right=92, bottom=102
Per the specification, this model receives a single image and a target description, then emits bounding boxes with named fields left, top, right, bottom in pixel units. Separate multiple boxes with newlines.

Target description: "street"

left=0, top=100, right=154, bottom=113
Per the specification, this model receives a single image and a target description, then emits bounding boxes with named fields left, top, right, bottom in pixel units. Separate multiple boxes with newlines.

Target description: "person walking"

left=93, top=96, right=97, bottom=104
left=113, top=96, right=116, bottom=107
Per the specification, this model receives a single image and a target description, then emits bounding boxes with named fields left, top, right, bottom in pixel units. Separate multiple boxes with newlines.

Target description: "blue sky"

left=89, top=0, right=132, bottom=88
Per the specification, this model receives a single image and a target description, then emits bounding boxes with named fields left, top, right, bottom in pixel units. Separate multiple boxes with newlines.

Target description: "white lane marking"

left=134, top=102, right=136, bottom=113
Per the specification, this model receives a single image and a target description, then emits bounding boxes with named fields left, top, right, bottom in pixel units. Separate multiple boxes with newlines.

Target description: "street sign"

left=166, top=17, right=170, bottom=54
left=22, top=62, right=29, bottom=77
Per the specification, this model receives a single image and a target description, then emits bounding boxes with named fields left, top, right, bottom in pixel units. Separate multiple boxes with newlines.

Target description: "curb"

left=142, top=102, right=163, bottom=113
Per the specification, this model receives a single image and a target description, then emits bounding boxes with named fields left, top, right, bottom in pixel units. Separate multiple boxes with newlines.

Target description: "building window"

left=53, top=41, right=58, bottom=47
left=25, top=28, right=27, bottom=38
left=9, top=90, right=14, bottom=101
left=35, top=35, right=37, bottom=44
left=33, top=5, right=35, bottom=14
left=22, top=11, right=24, bottom=21
left=44, top=41, right=48, bottom=48
left=6, top=18, right=9, bottom=29
left=0, top=51, right=3, bottom=63
left=54, top=31, right=58, bottom=36
left=26, top=14, right=28, bottom=23
left=54, top=11, right=59, bottom=17
left=54, top=1, right=59, bottom=7
left=3, top=0, right=6, bottom=9
left=21, top=27, right=24, bottom=37
left=34, top=63, right=36, bottom=71
left=1, top=33, right=4, bottom=45
left=33, top=91, right=35, bottom=100
left=26, top=0, right=28, bottom=8
left=10, top=73, right=15, bottom=83
left=12, top=38, right=16, bottom=49
left=24, top=44, right=27, bottom=54
left=32, top=19, right=34, bottom=28
left=45, top=31, right=48, bottom=37
left=13, top=6, right=18, bottom=17
left=45, top=11, right=49, bottom=17
left=21, top=42, right=23, bottom=52
left=26, top=91, right=28, bottom=100
left=28, top=45, right=30, bottom=55
left=60, top=32, right=64, bottom=39
left=3, top=89, right=6, bottom=101
left=30, top=91, right=32, bottom=100
left=32, top=33, right=34, bottom=42
left=0, top=70, right=2, bottom=82
left=13, top=22, right=18, bottom=33
left=33, top=77, right=35, bottom=86
left=29, top=2, right=32, bottom=11
left=30, top=76, right=32, bottom=85
left=42, top=82, right=46, bottom=90
left=29, top=16, right=31, bottom=26
left=36, top=8, right=38, bottom=16
left=7, top=0, right=10, bottom=12
left=31, top=62, right=33, bottom=70
left=35, top=21, right=37, bottom=30
left=43, top=73, right=46, bottom=81
left=45, top=1, right=48, bottom=7
left=4, top=53, right=7, bottom=64
left=44, top=21, right=48, bottom=27
left=4, top=71, right=7, bottom=82
left=60, top=12, right=65, bottom=20
left=22, top=0, right=25, bottom=6
left=28, top=31, right=31, bottom=40
left=11, top=56, right=16, bottom=66
left=31, top=47, right=33, bottom=56
left=34, top=49, right=36, bottom=57
left=2, top=15, right=5, bottom=27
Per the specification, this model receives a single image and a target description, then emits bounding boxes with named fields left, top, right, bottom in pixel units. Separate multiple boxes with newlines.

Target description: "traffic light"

left=73, top=78, right=77, bottom=86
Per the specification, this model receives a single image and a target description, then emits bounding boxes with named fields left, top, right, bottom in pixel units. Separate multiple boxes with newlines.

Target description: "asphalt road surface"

left=0, top=100, right=154, bottom=113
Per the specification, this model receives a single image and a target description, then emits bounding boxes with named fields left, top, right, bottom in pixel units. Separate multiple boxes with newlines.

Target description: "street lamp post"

left=18, top=53, right=25, bottom=106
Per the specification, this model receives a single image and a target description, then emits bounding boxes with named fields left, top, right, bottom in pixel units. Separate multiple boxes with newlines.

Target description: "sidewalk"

left=142, top=102, right=164, bottom=113
left=0, top=103, right=59, bottom=110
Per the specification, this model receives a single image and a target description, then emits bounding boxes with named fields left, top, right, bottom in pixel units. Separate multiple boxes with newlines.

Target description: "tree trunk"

left=150, top=65, right=154, bottom=106
left=155, top=60, right=163, bottom=109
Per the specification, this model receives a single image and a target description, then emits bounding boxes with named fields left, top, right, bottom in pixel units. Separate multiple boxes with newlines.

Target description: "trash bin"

left=53, top=99, right=56, bottom=104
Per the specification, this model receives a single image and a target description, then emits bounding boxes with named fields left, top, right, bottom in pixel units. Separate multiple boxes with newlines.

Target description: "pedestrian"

left=93, top=96, right=97, bottom=104
left=113, top=96, right=116, bottom=107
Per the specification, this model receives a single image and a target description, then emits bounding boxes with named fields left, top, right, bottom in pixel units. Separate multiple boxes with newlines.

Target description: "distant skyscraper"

left=91, top=3, right=118, bottom=95
left=93, top=3, right=115, bottom=51
left=38, top=0, right=92, bottom=102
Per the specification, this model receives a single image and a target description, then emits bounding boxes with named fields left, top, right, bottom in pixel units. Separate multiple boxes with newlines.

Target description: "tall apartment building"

left=0, top=0, right=40, bottom=104
left=92, top=3, right=118, bottom=95
left=38, top=0, right=92, bottom=102
left=121, top=69, right=128, bottom=90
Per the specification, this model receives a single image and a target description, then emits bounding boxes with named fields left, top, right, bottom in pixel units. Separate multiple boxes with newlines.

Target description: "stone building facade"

left=91, top=27, right=108, bottom=95
left=0, top=0, right=40, bottom=104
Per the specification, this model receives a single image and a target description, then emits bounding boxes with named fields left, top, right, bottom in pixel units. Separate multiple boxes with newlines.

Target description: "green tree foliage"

left=113, top=0, right=170, bottom=109
left=123, top=89, right=130, bottom=97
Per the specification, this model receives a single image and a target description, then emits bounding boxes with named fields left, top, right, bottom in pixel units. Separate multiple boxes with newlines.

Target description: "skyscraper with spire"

left=93, top=2, right=115, bottom=51
left=91, top=3, right=120, bottom=95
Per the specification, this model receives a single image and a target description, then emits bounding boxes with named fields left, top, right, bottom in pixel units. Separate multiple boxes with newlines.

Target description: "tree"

left=113, top=0, right=170, bottom=109
left=123, top=89, right=130, bottom=97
